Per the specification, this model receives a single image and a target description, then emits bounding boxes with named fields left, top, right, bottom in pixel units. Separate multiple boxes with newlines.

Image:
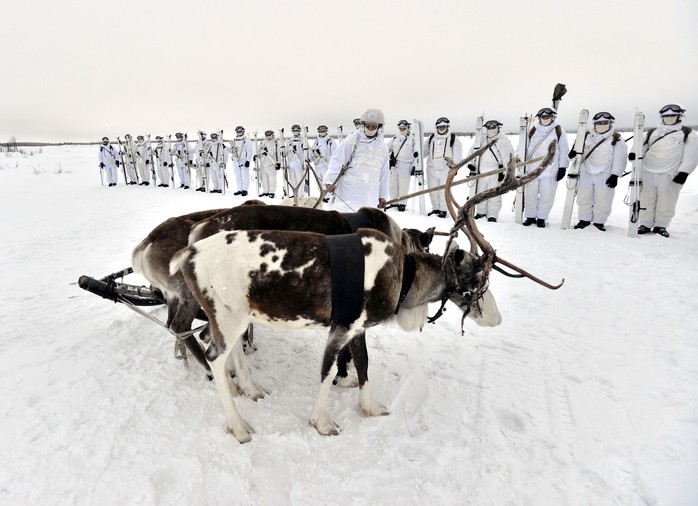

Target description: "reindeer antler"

left=444, top=140, right=564, bottom=290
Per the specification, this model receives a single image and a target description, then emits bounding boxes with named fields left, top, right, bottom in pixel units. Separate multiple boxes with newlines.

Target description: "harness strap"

left=117, top=294, right=207, bottom=341
left=340, top=211, right=372, bottom=232
left=394, top=255, right=416, bottom=314
left=327, top=234, right=365, bottom=327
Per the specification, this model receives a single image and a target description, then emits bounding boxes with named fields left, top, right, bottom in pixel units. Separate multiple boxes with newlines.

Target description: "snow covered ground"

left=1, top=143, right=697, bottom=506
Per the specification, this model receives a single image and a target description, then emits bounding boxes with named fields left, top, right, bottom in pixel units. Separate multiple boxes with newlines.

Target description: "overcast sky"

left=2, top=0, right=697, bottom=142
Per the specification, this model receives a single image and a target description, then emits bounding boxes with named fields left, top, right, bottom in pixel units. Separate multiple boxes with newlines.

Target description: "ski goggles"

left=435, top=117, right=450, bottom=127
left=536, top=108, right=556, bottom=117
left=593, top=112, right=615, bottom=121
left=484, top=120, right=502, bottom=128
left=659, top=104, right=685, bottom=116
left=264, top=130, right=274, bottom=136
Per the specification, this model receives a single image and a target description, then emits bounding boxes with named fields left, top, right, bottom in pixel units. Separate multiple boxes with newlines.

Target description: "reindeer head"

left=440, top=242, right=501, bottom=328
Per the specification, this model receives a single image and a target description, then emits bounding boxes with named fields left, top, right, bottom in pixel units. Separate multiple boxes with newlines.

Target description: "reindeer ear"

left=421, top=227, right=436, bottom=248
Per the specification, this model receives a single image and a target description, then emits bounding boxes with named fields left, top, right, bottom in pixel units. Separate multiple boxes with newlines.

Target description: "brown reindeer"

left=132, top=204, right=435, bottom=378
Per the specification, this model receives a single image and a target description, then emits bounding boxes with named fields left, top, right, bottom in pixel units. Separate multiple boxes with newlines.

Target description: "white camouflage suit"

left=193, top=136, right=211, bottom=190
left=523, top=121, right=569, bottom=220
left=311, top=135, right=335, bottom=181
left=258, top=137, right=281, bottom=196
left=424, top=131, right=463, bottom=214
left=639, top=123, right=698, bottom=228
left=231, top=135, right=254, bottom=193
left=98, top=142, right=120, bottom=185
left=576, top=128, right=627, bottom=224
left=388, top=132, right=417, bottom=206
left=207, top=136, right=230, bottom=192
left=134, top=137, right=152, bottom=184
left=322, top=128, right=390, bottom=212
left=121, top=136, right=138, bottom=183
left=171, top=137, right=191, bottom=187
left=285, top=135, right=306, bottom=196
left=153, top=139, right=174, bottom=186
left=466, top=131, right=515, bottom=219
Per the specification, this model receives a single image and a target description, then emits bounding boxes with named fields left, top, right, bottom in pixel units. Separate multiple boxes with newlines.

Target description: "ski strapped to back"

left=412, top=118, right=427, bottom=215
left=625, top=110, right=645, bottom=237
left=146, top=134, right=156, bottom=187
left=252, top=130, right=262, bottom=197
left=301, top=126, right=312, bottom=195
left=166, top=134, right=175, bottom=189
left=116, top=137, right=130, bottom=184
left=279, top=128, right=290, bottom=198
left=468, top=115, right=485, bottom=201
left=513, top=115, right=530, bottom=224
left=560, top=109, right=590, bottom=229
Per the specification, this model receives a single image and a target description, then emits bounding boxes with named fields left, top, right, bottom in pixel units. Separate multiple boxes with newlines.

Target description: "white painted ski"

left=560, top=109, right=590, bottom=229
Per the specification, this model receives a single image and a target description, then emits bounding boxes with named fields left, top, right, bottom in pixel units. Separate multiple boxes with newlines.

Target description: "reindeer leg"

left=169, top=296, right=212, bottom=380
left=207, top=332, right=254, bottom=444
left=228, top=337, right=266, bottom=400
left=334, top=344, right=358, bottom=388
left=350, top=331, right=389, bottom=417
left=166, top=298, right=189, bottom=368
left=309, top=326, right=354, bottom=436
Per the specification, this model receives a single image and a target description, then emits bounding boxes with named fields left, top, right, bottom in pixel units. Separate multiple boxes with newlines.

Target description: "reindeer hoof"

left=227, top=420, right=255, bottom=444
left=360, top=400, right=390, bottom=417
left=240, top=380, right=266, bottom=400
left=310, top=416, right=341, bottom=436
left=362, top=404, right=390, bottom=417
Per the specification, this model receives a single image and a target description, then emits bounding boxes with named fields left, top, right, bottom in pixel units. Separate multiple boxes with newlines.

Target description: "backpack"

left=644, top=125, right=692, bottom=147
left=427, top=132, right=457, bottom=158
left=427, top=132, right=456, bottom=148
left=528, top=124, right=562, bottom=141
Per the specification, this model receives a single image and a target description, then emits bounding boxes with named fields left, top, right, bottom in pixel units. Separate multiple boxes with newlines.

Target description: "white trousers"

left=524, top=176, right=559, bottom=220
left=260, top=163, right=278, bottom=195
left=174, top=159, right=190, bottom=186
left=390, top=161, right=413, bottom=205
left=135, top=159, right=150, bottom=183
left=576, top=171, right=615, bottom=224
left=233, top=160, right=250, bottom=192
left=104, top=162, right=118, bottom=184
left=474, top=174, right=503, bottom=218
left=639, top=170, right=682, bottom=228
left=427, top=165, right=448, bottom=212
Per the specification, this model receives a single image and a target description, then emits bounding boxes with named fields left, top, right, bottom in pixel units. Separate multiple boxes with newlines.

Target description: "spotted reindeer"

left=170, top=227, right=498, bottom=442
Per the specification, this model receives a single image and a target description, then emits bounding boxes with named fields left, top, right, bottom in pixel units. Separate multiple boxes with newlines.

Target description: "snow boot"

left=574, top=220, right=591, bottom=229
left=637, top=225, right=652, bottom=234
left=652, top=227, right=670, bottom=237
left=523, top=217, right=536, bottom=226
left=593, top=223, right=606, bottom=231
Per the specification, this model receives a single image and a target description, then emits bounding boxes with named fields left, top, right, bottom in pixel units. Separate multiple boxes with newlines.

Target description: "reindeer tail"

left=169, top=247, right=193, bottom=277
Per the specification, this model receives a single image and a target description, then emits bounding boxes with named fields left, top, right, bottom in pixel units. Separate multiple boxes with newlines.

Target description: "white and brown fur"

left=170, top=227, right=500, bottom=442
